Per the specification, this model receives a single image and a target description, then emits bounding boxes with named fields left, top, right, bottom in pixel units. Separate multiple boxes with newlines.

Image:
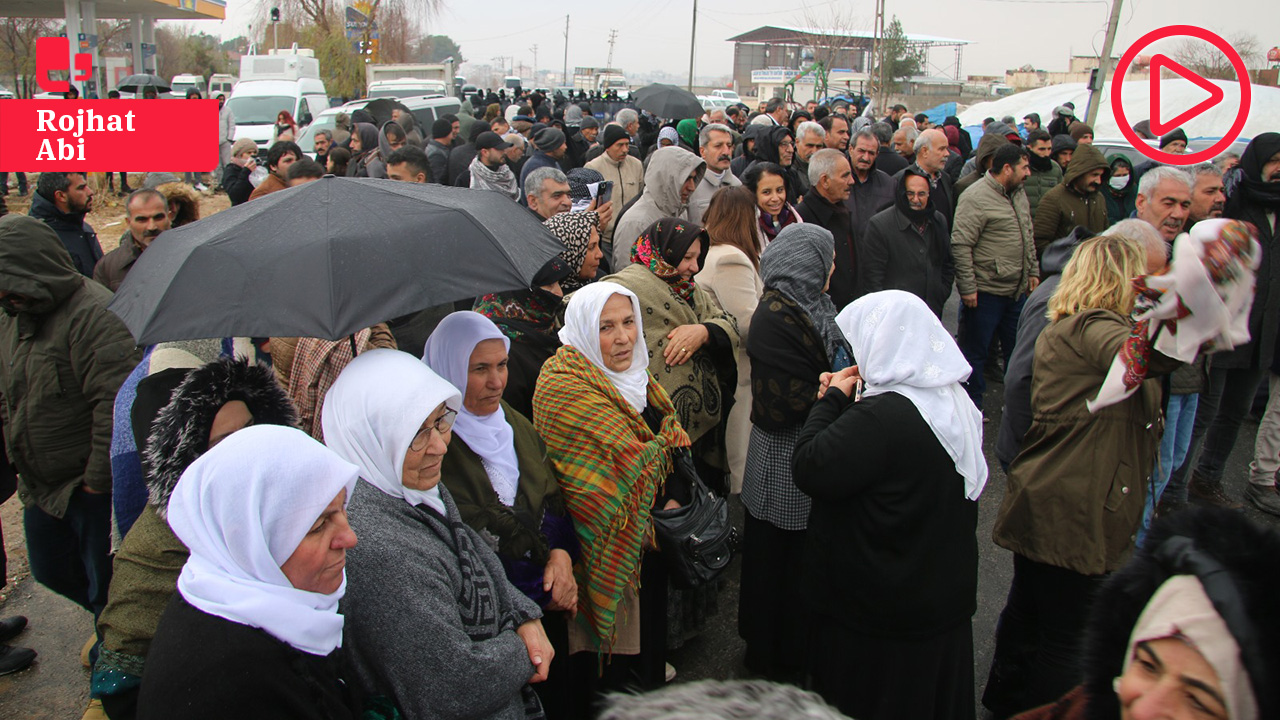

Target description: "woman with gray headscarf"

left=737, top=223, right=851, bottom=682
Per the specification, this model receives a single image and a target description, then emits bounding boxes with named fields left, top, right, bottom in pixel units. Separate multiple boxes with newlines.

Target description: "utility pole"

left=1085, top=0, right=1124, bottom=127
left=688, top=0, right=698, bottom=91
left=563, top=15, right=569, bottom=85
left=872, top=0, right=886, bottom=106
left=606, top=29, right=618, bottom=70
left=530, top=44, right=538, bottom=82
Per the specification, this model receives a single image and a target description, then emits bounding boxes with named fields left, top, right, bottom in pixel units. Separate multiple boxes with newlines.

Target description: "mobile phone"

left=596, top=180, right=613, bottom=206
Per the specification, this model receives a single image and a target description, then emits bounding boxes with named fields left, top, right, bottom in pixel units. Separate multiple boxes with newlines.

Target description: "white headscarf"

left=836, top=290, right=988, bottom=500
left=321, top=349, right=462, bottom=515
left=559, top=282, right=650, bottom=413
left=167, top=424, right=360, bottom=656
left=422, top=312, right=521, bottom=506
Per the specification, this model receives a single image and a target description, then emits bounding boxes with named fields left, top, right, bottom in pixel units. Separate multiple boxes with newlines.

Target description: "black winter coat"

left=138, top=596, right=357, bottom=720
left=793, top=390, right=978, bottom=637
left=28, top=191, right=102, bottom=277
left=797, top=188, right=859, bottom=309
left=873, top=146, right=909, bottom=177
left=857, top=205, right=954, bottom=317
left=222, top=163, right=254, bottom=206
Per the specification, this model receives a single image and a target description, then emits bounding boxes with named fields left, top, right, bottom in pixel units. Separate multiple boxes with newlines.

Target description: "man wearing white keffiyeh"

left=470, top=131, right=521, bottom=201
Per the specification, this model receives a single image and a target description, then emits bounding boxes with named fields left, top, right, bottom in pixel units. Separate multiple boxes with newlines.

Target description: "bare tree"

left=793, top=4, right=869, bottom=104
left=1170, top=32, right=1261, bottom=81
left=0, top=18, right=57, bottom=97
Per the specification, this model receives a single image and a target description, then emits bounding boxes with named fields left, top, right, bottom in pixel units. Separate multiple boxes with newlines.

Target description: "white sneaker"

left=194, top=183, right=209, bottom=192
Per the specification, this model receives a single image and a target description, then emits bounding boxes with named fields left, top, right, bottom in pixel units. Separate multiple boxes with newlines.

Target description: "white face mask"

left=1110, top=174, right=1130, bottom=190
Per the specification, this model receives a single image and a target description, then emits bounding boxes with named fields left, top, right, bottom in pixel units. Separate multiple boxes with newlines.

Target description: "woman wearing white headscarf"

left=423, top=311, right=579, bottom=719
left=323, top=349, right=551, bottom=720
left=532, top=282, right=692, bottom=710
left=136, top=425, right=360, bottom=720
left=792, top=290, right=987, bottom=720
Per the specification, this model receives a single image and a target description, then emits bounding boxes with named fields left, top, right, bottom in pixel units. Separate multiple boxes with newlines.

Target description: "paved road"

left=3, top=377, right=1278, bottom=719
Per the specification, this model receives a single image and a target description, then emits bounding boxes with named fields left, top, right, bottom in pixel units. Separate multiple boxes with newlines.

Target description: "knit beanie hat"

left=1051, top=134, right=1078, bottom=156
left=1070, top=123, right=1094, bottom=141
left=580, top=116, right=600, bottom=130
left=602, top=124, right=630, bottom=149
left=1160, top=128, right=1189, bottom=149
left=533, top=127, right=566, bottom=152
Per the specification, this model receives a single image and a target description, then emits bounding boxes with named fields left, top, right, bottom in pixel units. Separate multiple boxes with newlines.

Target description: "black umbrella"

left=108, top=177, right=567, bottom=344
left=363, top=98, right=412, bottom=127
left=116, top=74, right=170, bottom=94
left=632, top=83, right=705, bottom=120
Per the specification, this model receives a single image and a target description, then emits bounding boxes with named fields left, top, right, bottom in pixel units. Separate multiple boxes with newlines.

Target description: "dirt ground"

left=1, top=173, right=232, bottom=255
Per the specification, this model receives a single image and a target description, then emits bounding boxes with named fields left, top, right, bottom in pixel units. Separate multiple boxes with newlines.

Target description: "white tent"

left=959, top=80, right=1280, bottom=141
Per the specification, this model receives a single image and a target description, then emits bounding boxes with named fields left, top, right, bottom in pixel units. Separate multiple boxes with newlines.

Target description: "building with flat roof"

left=726, top=25, right=970, bottom=97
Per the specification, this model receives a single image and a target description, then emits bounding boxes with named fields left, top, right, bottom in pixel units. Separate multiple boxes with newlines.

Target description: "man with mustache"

left=1188, top=163, right=1226, bottom=224
left=687, top=123, right=741, bottom=224
left=93, top=189, right=172, bottom=292
left=1135, top=166, right=1193, bottom=244
left=1031, top=142, right=1110, bottom=256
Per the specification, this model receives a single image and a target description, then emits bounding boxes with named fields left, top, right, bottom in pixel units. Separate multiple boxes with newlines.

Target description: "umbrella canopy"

left=363, top=98, right=412, bottom=127
left=108, top=177, right=567, bottom=344
left=632, top=83, right=705, bottom=120
left=116, top=74, right=170, bottom=94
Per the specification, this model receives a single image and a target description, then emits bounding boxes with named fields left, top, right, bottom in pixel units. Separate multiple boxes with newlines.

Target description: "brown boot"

left=1187, top=473, right=1244, bottom=510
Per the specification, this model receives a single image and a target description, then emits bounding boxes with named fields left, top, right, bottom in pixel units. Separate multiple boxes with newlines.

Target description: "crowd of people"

left=1, top=84, right=1279, bottom=720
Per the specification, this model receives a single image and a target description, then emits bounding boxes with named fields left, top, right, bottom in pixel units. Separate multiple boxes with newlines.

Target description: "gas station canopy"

left=0, top=0, right=224, bottom=20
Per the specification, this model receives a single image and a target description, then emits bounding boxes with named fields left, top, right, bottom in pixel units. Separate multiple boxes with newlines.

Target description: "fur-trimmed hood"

left=153, top=182, right=201, bottom=228
left=144, top=357, right=297, bottom=518
left=1079, top=508, right=1280, bottom=720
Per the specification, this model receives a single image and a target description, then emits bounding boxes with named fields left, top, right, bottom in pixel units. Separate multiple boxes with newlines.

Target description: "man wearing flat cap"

left=519, top=126, right=568, bottom=196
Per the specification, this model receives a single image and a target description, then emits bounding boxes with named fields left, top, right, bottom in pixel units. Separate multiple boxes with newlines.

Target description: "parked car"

left=294, top=95, right=463, bottom=157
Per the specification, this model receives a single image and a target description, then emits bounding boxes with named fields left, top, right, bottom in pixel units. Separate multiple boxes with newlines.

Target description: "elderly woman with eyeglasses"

left=323, top=349, right=553, bottom=720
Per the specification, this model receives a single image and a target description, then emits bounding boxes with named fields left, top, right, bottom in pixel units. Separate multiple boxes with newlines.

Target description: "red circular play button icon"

left=1112, top=25, right=1251, bottom=165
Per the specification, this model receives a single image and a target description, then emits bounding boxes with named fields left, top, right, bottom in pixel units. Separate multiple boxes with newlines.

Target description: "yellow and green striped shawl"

left=532, top=345, right=691, bottom=653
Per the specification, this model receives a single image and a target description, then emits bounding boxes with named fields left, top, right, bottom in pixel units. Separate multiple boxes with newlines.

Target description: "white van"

left=169, top=74, right=204, bottom=98
left=230, top=50, right=329, bottom=152
left=207, top=73, right=237, bottom=98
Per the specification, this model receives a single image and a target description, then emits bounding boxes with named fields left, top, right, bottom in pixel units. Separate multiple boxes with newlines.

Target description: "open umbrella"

left=116, top=74, right=170, bottom=94
left=108, top=177, right=567, bottom=344
left=632, top=83, right=705, bottom=120
left=363, top=98, right=412, bottom=127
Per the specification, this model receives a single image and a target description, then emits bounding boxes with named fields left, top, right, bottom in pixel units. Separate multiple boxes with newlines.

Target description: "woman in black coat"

left=792, top=290, right=987, bottom=720
left=137, top=425, right=361, bottom=720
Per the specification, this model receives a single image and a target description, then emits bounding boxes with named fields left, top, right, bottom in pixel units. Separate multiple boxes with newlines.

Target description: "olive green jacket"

left=994, top=310, right=1179, bottom=575
left=0, top=215, right=141, bottom=517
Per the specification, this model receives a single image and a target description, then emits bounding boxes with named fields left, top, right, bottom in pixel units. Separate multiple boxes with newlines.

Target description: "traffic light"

left=270, top=7, right=280, bottom=22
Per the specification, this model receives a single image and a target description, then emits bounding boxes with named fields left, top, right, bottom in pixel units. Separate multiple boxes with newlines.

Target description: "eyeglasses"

left=409, top=408, right=458, bottom=451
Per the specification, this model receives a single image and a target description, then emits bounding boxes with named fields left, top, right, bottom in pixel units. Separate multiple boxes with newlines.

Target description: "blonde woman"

left=983, top=234, right=1182, bottom=718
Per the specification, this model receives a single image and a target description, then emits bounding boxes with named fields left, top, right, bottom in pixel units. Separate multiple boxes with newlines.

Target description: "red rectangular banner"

left=0, top=99, right=220, bottom=172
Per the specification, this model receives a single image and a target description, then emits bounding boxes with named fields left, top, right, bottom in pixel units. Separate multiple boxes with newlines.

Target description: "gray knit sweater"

left=341, top=481, right=544, bottom=720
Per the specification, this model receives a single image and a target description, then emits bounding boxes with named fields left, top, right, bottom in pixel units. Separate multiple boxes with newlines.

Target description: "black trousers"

left=737, top=512, right=807, bottom=682
left=982, top=553, right=1106, bottom=719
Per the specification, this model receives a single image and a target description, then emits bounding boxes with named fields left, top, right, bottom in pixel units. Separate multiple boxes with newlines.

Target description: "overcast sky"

left=188, top=0, right=1277, bottom=81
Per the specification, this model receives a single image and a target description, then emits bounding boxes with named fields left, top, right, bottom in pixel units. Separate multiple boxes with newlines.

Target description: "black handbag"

left=651, top=448, right=739, bottom=589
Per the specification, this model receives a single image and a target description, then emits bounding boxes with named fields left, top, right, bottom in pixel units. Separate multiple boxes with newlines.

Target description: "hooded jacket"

left=0, top=215, right=142, bottom=518
left=857, top=168, right=955, bottom=317
left=610, top=147, right=706, bottom=270
left=94, top=358, right=298, bottom=710
left=1103, top=154, right=1138, bottom=224
left=954, top=133, right=1009, bottom=201
left=363, top=121, right=403, bottom=180
left=1215, top=132, right=1280, bottom=371
left=1033, top=143, right=1111, bottom=255
left=750, top=125, right=803, bottom=203
left=729, top=124, right=765, bottom=178
left=28, top=191, right=103, bottom=278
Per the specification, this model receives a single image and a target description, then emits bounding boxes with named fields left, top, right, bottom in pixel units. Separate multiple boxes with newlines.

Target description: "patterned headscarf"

left=472, top=289, right=561, bottom=340
left=629, top=217, right=708, bottom=304
left=543, top=211, right=600, bottom=294
left=760, top=223, right=851, bottom=367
